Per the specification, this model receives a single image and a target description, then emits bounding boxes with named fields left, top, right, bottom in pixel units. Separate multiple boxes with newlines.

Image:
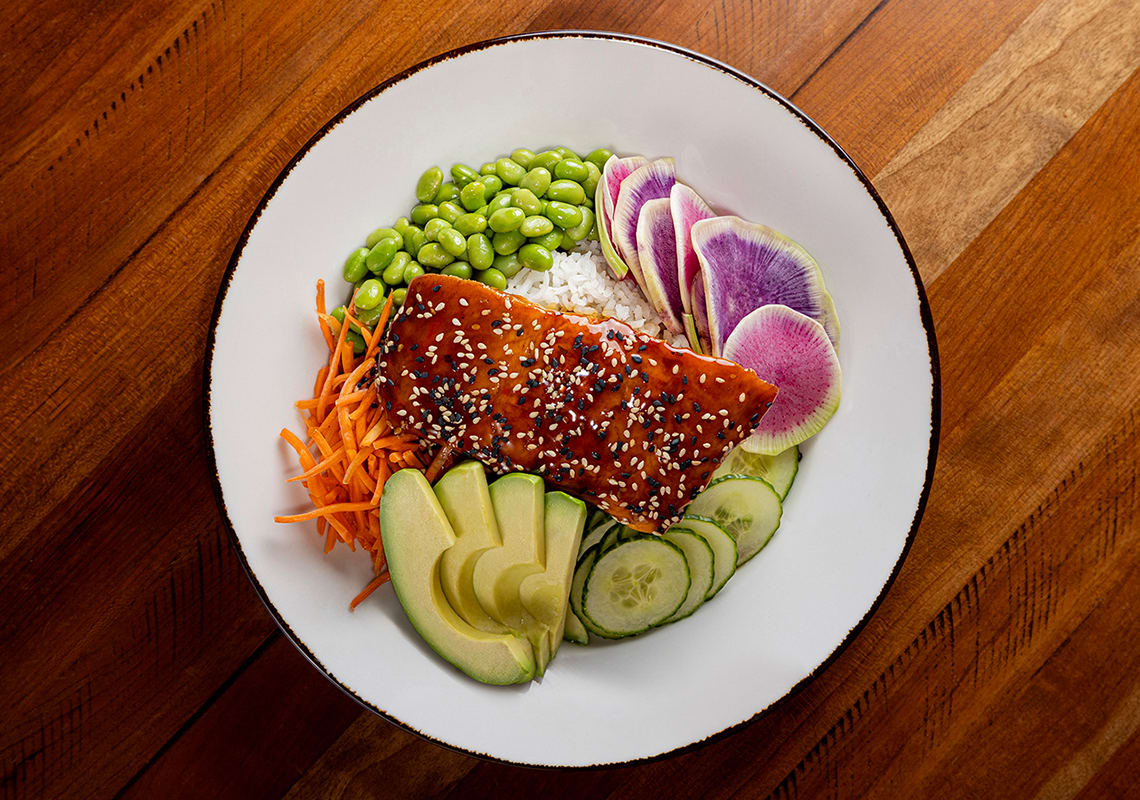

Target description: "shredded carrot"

left=276, top=281, right=437, bottom=609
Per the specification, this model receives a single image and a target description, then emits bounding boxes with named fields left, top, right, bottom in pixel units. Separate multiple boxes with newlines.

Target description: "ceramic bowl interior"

left=207, top=32, right=938, bottom=767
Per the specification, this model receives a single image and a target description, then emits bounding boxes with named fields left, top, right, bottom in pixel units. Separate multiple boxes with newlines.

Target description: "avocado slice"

left=475, top=474, right=547, bottom=631
left=434, top=461, right=508, bottom=634
left=379, top=469, right=535, bottom=685
left=520, top=491, right=587, bottom=660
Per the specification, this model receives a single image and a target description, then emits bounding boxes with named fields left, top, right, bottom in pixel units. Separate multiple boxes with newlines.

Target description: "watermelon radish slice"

left=635, top=198, right=685, bottom=334
left=723, top=304, right=841, bottom=456
left=612, top=159, right=676, bottom=286
left=691, top=217, right=840, bottom=355
left=670, top=183, right=715, bottom=313
left=689, top=271, right=712, bottom=353
left=600, top=155, right=648, bottom=228
left=595, top=178, right=634, bottom=283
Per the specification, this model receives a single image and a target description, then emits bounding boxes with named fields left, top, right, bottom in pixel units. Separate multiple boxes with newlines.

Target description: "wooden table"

left=4, top=1, right=1139, bottom=797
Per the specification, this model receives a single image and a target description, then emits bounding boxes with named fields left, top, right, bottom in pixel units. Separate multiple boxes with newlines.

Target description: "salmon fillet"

left=375, top=275, right=778, bottom=532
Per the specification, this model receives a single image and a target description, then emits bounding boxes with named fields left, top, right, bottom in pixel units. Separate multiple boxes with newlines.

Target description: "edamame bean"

left=547, top=179, right=586, bottom=205
left=487, top=192, right=514, bottom=213
left=365, top=227, right=401, bottom=248
left=410, top=204, right=439, bottom=225
left=416, top=166, right=444, bottom=204
left=554, top=146, right=580, bottom=160
left=388, top=250, right=412, bottom=275
left=495, top=157, right=526, bottom=186
left=480, top=175, right=503, bottom=198
left=582, top=161, right=602, bottom=197
left=545, top=200, right=583, bottom=230
left=441, top=262, right=473, bottom=279
left=488, top=206, right=525, bottom=233
left=343, top=247, right=369, bottom=282
left=584, top=148, right=613, bottom=170
left=520, top=215, right=554, bottom=237
left=492, top=230, right=526, bottom=255
left=438, top=227, right=468, bottom=258
left=493, top=253, right=523, bottom=278
left=393, top=217, right=413, bottom=238
left=356, top=302, right=384, bottom=327
left=511, top=188, right=543, bottom=216
left=450, top=163, right=480, bottom=186
left=382, top=260, right=406, bottom=286
left=391, top=287, right=407, bottom=307
left=366, top=237, right=400, bottom=272
left=562, top=206, right=594, bottom=243
left=330, top=305, right=348, bottom=324
left=417, top=242, right=454, bottom=268
left=530, top=229, right=563, bottom=251
left=518, top=243, right=554, bottom=272
left=454, top=212, right=487, bottom=236
left=433, top=182, right=460, bottom=203
left=474, top=204, right=489, bottom=217
left=479, top=162, right=498, bottom=176
left=406, top=228, right=427, bottom=255
left=459, top=181, right=486, bottom=212
left=475, top=267, right=508, bottom=290
left=530, top=150, right=561, bottom=171
left=437, top=201, right=463, bottom=224
left=467, top=233, right=494, bottom=270
left=554, top=158, right=589, bottom=183
left=424, top=217, right=452, bottom=242
left=510, top=149, right=536, bottom=168
left=519, top=167, right=551, bottom=197
left=403, top=261, right=426, bottom=283
left=345, top=329, right=366, bottom=355
left=582, top=196, right=593, bottom=209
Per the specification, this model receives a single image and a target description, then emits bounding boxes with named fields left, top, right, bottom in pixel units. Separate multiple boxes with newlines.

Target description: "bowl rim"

left=202, top=29, right=941, bottom=769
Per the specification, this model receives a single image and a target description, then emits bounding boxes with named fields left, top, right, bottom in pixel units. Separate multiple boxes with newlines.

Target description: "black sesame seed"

left=615, top=331, right=625, bottom=342
left=638, top=343, right=647, bottom=352
left=606, top=330, right=615, bottom=340
left=432, top=284, right=441, bottom=292
left=641, top=373, right=649, bottom=383
left=631, top=354, right=642, bottom=364
left=716, top=431, right=726, bottom=440
left=491, top=320, right=503, bottom=328
left=488, top=368, right=500, bottom=376
left=483, top=357, right=494, bottom=365
left=682, top=375, right=688, bottom=385
left=517, top=397, right=526, bottom=405
left=410, top=343, right=419, bottom=351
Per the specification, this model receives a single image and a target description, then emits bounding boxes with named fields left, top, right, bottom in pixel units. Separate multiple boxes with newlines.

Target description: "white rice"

left=507, top=241, right=689, bottom=347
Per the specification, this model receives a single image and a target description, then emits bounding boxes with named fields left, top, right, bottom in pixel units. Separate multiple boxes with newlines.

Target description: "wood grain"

left=3, top=0, right=1139, bottom=797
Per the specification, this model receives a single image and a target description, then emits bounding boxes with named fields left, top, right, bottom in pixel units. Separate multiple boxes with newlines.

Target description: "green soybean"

left=416, top=166, right=444, bottom=203
left=441, top=262, right=473, bottom=279
left=391, top=288, right=407, bottom=307
left=480, top=175, right=503, bottom=198
left=530, top=229, right=563, bottom=251
left=554, top=158, right=589, bottom=183
left=459, top=181, right=486, bottom=212
left=454, top=212, right=487, bottom=236
left=388, top=250, right=412, bottom=275
left=450, top=163, right=480, bottom=186
left=496, top=157, right=526, bottom=186
left=487, top=192, right=514, bottom=213
left=475, top=267, right=508, bottom=290
left=417, top=242, right=454, bottom=268
left=510, top=148, right=536, bottom=168
left=467, top=233, right=494, bottom=269
left=356, top=302, right=384, bottom=327
left=393, top=217, right=413, bottom=238
left=437, top=201, right=463, bottom=224
left=366, top=237, right=400, bottom=272
left=547, top=179, right=586, bottom=205
left=403, top=261, right=425, bottom=283
left=433, top=182, right=460, bottom=203
left=406, top=228, right=427, bottom=255
left=546, top=200, right=583, bottom=229
left=518, top=167, right=551, bottom=197
left=585, top=148, right=613, bottom=170
left=345, top=329, right=366, bottom=355
left=488, top=206, right=525, bottom=233
left=518, top=243, right=554, bottom=272
left=554, top=146, right=580, bottom=160
left=492, top=230, right=526, bottom=255
left=410, top=204, right=439, bottom=225
left=563, top=206, right=594, bottom=243
left=492, top=253, right=523, bottom=278
left=530, top=150, right=561, bottom=171
left=438, top=227, right=468, bottom=258
left=382, top=259, right=406, bottom=286
left=479, top=162, right=498, bottom=176
left=365, top=227, right=401, bottom=249
left=582, top=161, right=602, bottom=197
left=424, top=218, right=452, bottom=242
left=343, top=247, right=369, bottom=282
left=520, top=215, right=554, bottom=237
left=511, top=188, right=543, bottom=216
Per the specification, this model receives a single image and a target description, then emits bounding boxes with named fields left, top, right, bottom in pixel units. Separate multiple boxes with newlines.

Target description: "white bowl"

left=206, top=32, right=938, bottom=767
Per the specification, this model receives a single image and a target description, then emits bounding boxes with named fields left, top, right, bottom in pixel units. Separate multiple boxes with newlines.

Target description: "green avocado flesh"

left=475, top=473, right=546, bottom=633
left=379, top=469, right=535, bottom=685
left=520, top=491, right=587, bottom=663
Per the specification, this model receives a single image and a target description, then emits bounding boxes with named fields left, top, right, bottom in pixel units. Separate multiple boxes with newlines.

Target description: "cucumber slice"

left=680, top=515, right=737, bottom=598
left=582, top=537, right=690, bottom=637
left=712, top=445, right=799, bottom=499
left=563, top=606, right=589, bottom=645
left=597, top=525, right=623, bottom=553
left=570, top=547, right=607, bottom=637
left=578, top=520, right=615, bottom=559
left=661, top=528, right=713, bottom=622
left=585, top=507, right=608, bottom=532
left=687, top=476, right=782, bottom=565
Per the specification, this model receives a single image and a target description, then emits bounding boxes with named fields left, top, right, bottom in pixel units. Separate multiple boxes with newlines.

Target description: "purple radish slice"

left=594, top=177, right=635, bottom=282
left=670, top=183, right=715, bottom=313
left=691, top=216, right=840, bottom=355
left=635, top=198, right=685, bottom=333
left=612, top=159, right=676, bottom=285
left=723, top=304, right=841, bottom=456
left=600, top=155, right=648, bottom=251
left=690, top=271, right=712, bottom=353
